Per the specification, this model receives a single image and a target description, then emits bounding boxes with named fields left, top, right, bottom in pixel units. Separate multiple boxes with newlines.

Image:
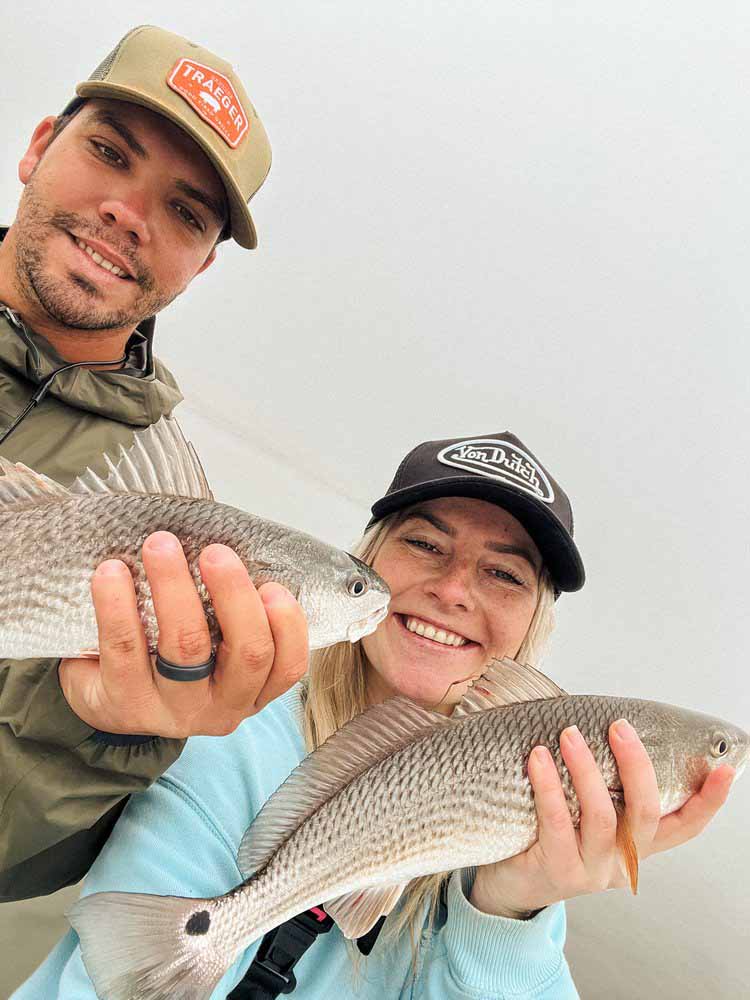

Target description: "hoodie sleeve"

left=417, top=872, right=579, bottom=999
left=0, top=656, right=184, bottom=900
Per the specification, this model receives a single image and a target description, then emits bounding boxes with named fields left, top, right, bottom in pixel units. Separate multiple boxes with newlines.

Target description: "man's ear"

left=196, top=246, right=218, bottom=276
left=18, top=117, right=57, bottom=185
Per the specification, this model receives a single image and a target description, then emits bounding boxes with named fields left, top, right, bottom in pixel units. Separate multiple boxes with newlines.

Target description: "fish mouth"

left=347, top=603, right=389, bottom=642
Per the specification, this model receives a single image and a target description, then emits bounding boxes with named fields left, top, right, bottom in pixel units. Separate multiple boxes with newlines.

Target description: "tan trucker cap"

left=62, top=25, right=272, bottom=249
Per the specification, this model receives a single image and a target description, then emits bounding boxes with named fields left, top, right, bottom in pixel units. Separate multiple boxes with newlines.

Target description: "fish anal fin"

left=613, top=797, right=640, bottom=895
left=324, top=881, right=407, bottom=940
left=453, top=658, right=568, bottom=717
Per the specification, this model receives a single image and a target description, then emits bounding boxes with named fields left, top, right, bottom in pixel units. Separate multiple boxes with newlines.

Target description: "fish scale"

left=213, top=693, right=732, bottom=946
left=67, top=660, right=749, bottom=1000
left=202, top=698, right=651, bottom=947
left=0, top=416, right=391, bottom=657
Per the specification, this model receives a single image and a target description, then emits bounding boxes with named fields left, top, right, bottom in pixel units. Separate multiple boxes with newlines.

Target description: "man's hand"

left=469, top=720, right=735, bottom=918
left=59, top=531, right=310, bottom=737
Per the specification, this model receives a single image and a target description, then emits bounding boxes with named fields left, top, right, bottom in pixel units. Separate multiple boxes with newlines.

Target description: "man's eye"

left=175, top=204, right=202, bottom=231
left=91, top=141, right=126, bottom=167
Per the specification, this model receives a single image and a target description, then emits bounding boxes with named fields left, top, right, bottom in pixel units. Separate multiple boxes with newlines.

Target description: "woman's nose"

left=425, top=562, right=475, bottom=611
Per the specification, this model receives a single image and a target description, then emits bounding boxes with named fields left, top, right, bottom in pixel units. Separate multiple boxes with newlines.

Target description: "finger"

left=91, top=558, right=154, bottom=703
left=58, top=558, right=154, bottom=724
left=252, top=582, right=309, bottom=711
left=199, top=544, right=276, bottom=712
left=560, top=726, right=618, bottom=878
left=527, top=745, right=581, bottom=866
left=143, top=532, right=212, bottom=707
left=609, top=719, right=661, bottom=851
left=651, top=766, right=735, bottom=854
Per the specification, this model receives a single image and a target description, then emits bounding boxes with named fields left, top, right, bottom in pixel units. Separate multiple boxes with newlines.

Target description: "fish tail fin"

left=68, top=890, right=236, bottom=1000
left=613, top=800, right=640, bottom=894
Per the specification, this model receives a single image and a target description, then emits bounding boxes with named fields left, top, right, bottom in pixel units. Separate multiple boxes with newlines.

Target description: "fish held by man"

left=68, top=658, right=749, bottom=1000
left=0, top=416, right=390, bottom=656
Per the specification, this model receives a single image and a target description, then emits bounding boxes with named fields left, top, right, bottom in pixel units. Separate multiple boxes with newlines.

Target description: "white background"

left=1, top=3, right=748, bottom=997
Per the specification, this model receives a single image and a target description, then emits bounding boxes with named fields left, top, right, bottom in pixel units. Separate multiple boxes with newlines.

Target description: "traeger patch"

left=437, top=439, right=555, bottom=502
left=168, top=59, right=249, bottom=148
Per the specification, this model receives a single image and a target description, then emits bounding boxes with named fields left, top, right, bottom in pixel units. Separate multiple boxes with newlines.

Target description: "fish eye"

left=711, top=734, right=730, bottom=758
left=347, top=575, right=368, bottom=597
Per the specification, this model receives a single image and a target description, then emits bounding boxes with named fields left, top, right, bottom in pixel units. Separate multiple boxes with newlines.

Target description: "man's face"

left=13, top=99, right=227, bottom=332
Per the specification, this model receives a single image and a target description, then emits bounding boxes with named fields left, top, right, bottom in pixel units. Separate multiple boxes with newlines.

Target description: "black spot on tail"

left=185, top=909, right=211, bottom=935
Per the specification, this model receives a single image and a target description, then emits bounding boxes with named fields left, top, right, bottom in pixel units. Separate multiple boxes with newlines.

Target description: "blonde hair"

left=302, top=507, right=557, bottom=960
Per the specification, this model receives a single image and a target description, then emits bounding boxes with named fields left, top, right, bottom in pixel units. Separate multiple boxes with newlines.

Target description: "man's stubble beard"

left=13, top=177, right=177, bottom=333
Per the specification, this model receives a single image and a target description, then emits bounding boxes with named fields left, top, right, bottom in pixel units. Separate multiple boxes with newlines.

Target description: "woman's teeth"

left=404, top=616, right=468, bottom=647
left=75, top=239, right=128, bottom=277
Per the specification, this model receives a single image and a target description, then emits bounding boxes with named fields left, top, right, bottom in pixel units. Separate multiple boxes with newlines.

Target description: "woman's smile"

left=394, top=612, right=475, bottom=650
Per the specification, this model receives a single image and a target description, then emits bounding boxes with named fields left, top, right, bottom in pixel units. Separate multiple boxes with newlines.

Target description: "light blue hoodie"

left=14, top=687, right=579, bottom=999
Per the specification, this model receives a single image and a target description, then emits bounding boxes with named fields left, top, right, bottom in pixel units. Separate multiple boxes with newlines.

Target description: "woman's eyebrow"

left=484, top=542, right=540, bottom=573
left=401, top=510, right=455, bottom=536
left=403, top=510, right=540, bottom=572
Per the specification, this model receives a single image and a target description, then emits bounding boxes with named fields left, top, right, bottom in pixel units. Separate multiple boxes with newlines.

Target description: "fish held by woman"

left=68, top=658, right=749, bottom=1000
left=0, top=417, right=390, bottom=655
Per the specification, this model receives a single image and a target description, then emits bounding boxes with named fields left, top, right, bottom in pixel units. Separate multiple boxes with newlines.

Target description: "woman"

left=15, top=430, right=734, bottom=999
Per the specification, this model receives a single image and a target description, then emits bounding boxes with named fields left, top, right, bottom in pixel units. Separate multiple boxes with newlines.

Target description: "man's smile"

left=67, top=232, right=134, bottom=281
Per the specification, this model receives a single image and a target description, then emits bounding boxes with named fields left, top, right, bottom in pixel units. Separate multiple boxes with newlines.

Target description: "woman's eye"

left=91, top=141, right=125, bottom=167
left=489, top=568, right=525, bottom=586
left=404, top=537, right=440, bottom=554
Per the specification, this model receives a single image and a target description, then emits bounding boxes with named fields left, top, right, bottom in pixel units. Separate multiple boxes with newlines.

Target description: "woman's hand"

left=59, top=532, right=310, bottom=738
left=469, top=720, right=735, bottom=919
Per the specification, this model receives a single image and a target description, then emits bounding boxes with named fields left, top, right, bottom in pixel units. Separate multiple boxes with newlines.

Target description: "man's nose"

left=426, top=561, right=475, bottom=611
left=98, top=193, right=152, bottom=245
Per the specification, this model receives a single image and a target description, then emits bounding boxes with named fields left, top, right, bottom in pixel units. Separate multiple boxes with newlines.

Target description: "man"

left=0, top=25, right=309, bottom=902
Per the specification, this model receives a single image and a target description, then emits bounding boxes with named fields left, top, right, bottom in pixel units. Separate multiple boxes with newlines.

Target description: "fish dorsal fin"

left=71, top=416, right=213, bottom=500
left=324, top=881, right=409, bottom=940
left=453, top=658, right=568, bottom=717
left=0, top=457, right=72, bottom=507
left=238, top=698, right=450, bottom=878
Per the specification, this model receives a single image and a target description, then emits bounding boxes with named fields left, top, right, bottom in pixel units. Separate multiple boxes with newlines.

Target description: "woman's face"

left=361, top=496, right=542, bottom=712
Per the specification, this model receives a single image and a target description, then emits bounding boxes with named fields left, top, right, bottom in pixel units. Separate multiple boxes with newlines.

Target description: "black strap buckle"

left=229, top=907, right=335, bottom=999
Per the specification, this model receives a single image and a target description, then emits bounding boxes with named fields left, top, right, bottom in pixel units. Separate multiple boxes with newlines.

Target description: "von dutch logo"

left=168, top=59, right=249, bottom=148
left=437, top=439, right=555, bottom=503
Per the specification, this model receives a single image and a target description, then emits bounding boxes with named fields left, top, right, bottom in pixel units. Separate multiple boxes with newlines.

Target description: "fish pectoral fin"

left=613, top=797, right=640, bottom=895
left=453, top=658, right=568, bottom=716
left=71, top=415, right=214, bottom=500
left=324, top=882, right=408, bottom=940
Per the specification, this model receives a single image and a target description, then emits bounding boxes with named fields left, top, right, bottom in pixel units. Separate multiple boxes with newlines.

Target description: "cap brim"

left=70, top=84, right=260, bottom=248
left=368, top=478, right=585, bottom=592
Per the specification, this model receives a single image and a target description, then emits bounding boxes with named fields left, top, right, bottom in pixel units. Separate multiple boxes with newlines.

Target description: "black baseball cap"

left=368, top=432, right=585, bottom=593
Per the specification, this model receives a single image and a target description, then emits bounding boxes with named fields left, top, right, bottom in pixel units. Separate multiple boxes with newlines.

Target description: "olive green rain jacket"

left=0, top=266, right=188, bottom=901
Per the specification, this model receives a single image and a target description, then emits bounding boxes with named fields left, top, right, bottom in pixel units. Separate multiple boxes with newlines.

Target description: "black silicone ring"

left=155, top=651, right=216, bottom=682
